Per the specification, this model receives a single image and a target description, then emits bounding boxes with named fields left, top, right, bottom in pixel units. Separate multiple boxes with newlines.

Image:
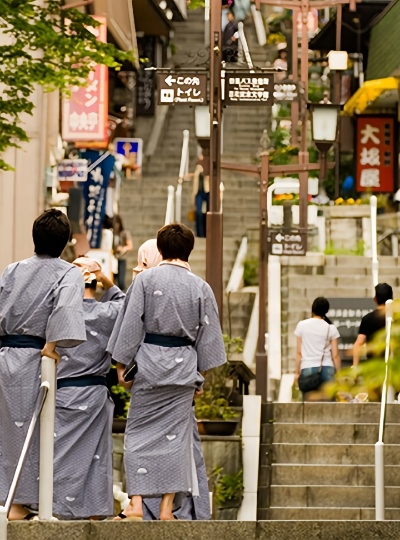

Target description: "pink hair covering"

left=133, top=238, right=162, bottom=274
left=73, top=257, right=101, bottom=284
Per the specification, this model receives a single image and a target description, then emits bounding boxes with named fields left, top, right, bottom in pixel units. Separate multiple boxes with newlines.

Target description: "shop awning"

left=132, top=0, right=172, bottom=38
left=93, top=0, right=139, bottom=69
left=343, top=77, right=400, bottom=115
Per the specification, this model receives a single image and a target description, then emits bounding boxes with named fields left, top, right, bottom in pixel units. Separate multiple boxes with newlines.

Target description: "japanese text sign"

left=356, top=116, right=395, bottom=193
left=327, top=298, right=375, bottom=365
left=268, top=230, right=307, bottom=256
left=158, top=73, right=207, bottom=105
left=225, top=73, right=274, bottom=105
left=62, top=16, right=108, bottom=143
left=58, top=159, right=88, bottom=182
left=81, top=150, right=115, bottom=249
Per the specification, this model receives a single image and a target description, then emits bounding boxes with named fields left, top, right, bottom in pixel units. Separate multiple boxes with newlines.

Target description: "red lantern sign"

left=356, top=116, right=395, bottom=193
left=62, top=16, right=108, bottom=144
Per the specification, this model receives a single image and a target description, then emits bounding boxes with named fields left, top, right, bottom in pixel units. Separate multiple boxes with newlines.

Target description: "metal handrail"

left=375, top=299, right=393, bottom=521
left=0, top=356, right=56, bottom=538
left=238, top=22, right=254, bottom=70
left=165, top=130, right=190, bottom=225
left=175, top=129, right=190, bottom=223
left=370, top=195, right=379, bottom=293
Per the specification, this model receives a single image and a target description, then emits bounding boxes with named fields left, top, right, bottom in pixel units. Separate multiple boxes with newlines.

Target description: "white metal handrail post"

left=375, top=298, right=393, bottom=521
left=38, top=356, right=56, bottom=521
left=238, top=22, right=254, bottom=70
left=165, top=185, right=175, bottom=225
left=175, top=130, right=190, bottom=223
left=370, top=195, right=379, bottom=293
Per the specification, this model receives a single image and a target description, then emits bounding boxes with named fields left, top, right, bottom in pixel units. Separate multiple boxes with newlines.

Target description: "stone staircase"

left=259, top=402, right=400, bottom=521
left=282, top=255, right=400, bottom=373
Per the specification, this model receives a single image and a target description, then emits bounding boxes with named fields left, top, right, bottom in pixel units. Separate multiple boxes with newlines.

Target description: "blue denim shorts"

left=300, top=366, right=335, bottom=384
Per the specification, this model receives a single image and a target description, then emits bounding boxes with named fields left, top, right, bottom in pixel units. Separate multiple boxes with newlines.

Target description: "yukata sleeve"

left=107, top=283, right=133, bottom=356
left=101, top=285, right=125, bottom=303
left=46, top=266, right=86, bottom=348
left=107, top=275, right=145, bottom=366
left=195, top=282, right=226, bottom=372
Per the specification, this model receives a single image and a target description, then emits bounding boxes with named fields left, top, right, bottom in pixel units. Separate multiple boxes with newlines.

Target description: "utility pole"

left=207, top=0, right=224, bottom=321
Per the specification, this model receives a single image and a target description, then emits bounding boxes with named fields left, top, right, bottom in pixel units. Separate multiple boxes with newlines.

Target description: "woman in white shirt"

left=294, top=297, right=341, bottom=392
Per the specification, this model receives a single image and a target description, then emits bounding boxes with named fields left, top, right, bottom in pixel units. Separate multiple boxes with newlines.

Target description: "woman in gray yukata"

left=108, top=223, right=226, bottom=521
left=0, top=210, right=86, bottom=521
left=53, top=257, right=125, bottom=519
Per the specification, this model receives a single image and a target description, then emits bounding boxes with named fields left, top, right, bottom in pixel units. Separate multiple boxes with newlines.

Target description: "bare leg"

left=8, top=504, right=32, bottom=520
left=113, top=495, right=143, bottom=520
left=159, top=493, right=175, bottom=521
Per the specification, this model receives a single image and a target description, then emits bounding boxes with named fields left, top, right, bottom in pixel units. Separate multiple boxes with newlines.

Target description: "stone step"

left=270, top=443, right=400, bottom=466
left=263, top=402, right=400, bottom=425
left=265, top=506, right=400, bottom=520
left=269, top=485, right=400, bottom=508
left=270, top=464, right=400, bottom=486
left=265, top=423, right=400, bottom=445
left=10, top=520, right=400, bottom=539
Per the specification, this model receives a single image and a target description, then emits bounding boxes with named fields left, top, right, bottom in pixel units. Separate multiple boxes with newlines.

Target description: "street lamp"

left=194, top=106, right=211, bottom=176
left=309, top=103, right=340, bottom=187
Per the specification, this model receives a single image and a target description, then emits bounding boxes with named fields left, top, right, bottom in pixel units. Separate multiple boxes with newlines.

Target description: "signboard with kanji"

left=273, top=82, right=299, bottom=102
left=268, top=230, right=307, bottom=256
left=58, top=159, right=88, bottom=182
left=355, top=116, right=395, bottom=193
left=157, top=73, right=207, bottom=105
left=62, top=16, right=108, bottom=144
left=327, top=298, right=375, bottom=366
left=225, top=73, right=274, bottom=105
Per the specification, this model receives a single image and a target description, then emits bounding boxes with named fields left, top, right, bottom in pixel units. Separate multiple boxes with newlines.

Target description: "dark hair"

left=32, top=209, right=71, bottom=258
left=375, top=283, right=393, bottom=305
left=85, top=279, right=97, bottom=291
left=157, top=223, right=195, bottom=262
left=312, top=297, right=330, bottom=318
left=113, top=214, right=124, bottom=234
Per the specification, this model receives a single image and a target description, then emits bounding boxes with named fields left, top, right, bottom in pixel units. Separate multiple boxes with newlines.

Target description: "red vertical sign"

left=62, top=16, right=108, bottom=144
left=356, top=116, right=395, bottom=193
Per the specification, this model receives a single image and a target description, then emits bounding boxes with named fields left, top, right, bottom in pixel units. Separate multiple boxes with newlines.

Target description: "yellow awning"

left=343, top=77, right=400, bottom=116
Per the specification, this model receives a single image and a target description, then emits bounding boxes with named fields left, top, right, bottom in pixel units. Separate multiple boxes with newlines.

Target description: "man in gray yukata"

left=53, top=257, right=125, bottom=519
left=108, top=223, right=226, bottom=521
left=0, top=209, right=86, bottom=521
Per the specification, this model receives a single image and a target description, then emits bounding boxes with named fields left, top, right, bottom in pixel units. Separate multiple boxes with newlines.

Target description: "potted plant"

left=213, top=467, right=244, bottom=510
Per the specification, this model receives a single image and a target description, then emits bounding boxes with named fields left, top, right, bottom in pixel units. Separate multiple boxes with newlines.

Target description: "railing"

left=0, top=356, right=56, bottom=538
left=165, top=130, right=190, bottom=225
left=238, top=22, right=254, bottom=70
left=370, top=195, right=379, bottom=293
left=375, top=299, right=393, bottom=521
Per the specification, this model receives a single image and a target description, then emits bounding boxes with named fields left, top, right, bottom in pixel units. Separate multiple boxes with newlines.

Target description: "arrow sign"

left=165, top=75, right=176, bottom=87
left=275, top=233, right=284, bottom=242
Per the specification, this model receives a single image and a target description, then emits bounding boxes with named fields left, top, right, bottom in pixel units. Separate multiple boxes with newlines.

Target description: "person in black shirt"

left=222, top=10, right=239, bottom=62
left=352, top=283, right=393, bottom=366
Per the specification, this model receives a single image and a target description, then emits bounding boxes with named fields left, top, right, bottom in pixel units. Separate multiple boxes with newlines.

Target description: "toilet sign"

left=268, top=230, right=307, bottom=256
left=157, top=73, right=207, bottom=104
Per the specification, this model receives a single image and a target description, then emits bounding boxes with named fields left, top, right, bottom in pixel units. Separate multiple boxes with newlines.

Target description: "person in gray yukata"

left=108, top=223, right=226, bottom=521
left=0, top=209, right=86, bottom=521
left=118, top=238, right=212, bottom=520
left=53, top=257, right=125, bottom=519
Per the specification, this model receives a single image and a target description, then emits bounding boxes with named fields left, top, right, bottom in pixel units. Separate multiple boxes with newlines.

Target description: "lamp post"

left=207, top=0, right=224, bottom=321
left=309, top=102, right=340, bottom=199
left=194, top=106, right=211, bottom=176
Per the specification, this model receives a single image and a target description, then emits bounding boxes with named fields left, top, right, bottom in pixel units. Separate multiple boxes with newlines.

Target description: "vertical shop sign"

left=136, top=36, right=156, bottom=117
left=62, top=16, right=108, bottom=143
left=81, top=150, right=116, bottom=249
left=356, top=116, right=395, bottom=192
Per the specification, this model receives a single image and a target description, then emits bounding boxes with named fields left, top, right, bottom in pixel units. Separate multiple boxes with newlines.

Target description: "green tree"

left=0, top=0, right=132, bottom=170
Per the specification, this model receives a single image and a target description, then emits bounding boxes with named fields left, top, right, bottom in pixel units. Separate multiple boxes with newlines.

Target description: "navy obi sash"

left=0, top=335, right=46, bottom=349
left=144, top=333, right=194, bottom=347
left=57, top=375, right=107, bottom=390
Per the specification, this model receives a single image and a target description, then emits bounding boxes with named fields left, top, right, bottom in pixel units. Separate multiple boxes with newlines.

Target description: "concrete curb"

left=8, top=520, right=400, bottom=540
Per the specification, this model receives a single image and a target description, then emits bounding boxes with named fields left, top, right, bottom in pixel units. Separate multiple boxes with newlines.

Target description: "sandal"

left=23, top=513, right=37, bottom=521
left=114, top=512, right=143, bottom=521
